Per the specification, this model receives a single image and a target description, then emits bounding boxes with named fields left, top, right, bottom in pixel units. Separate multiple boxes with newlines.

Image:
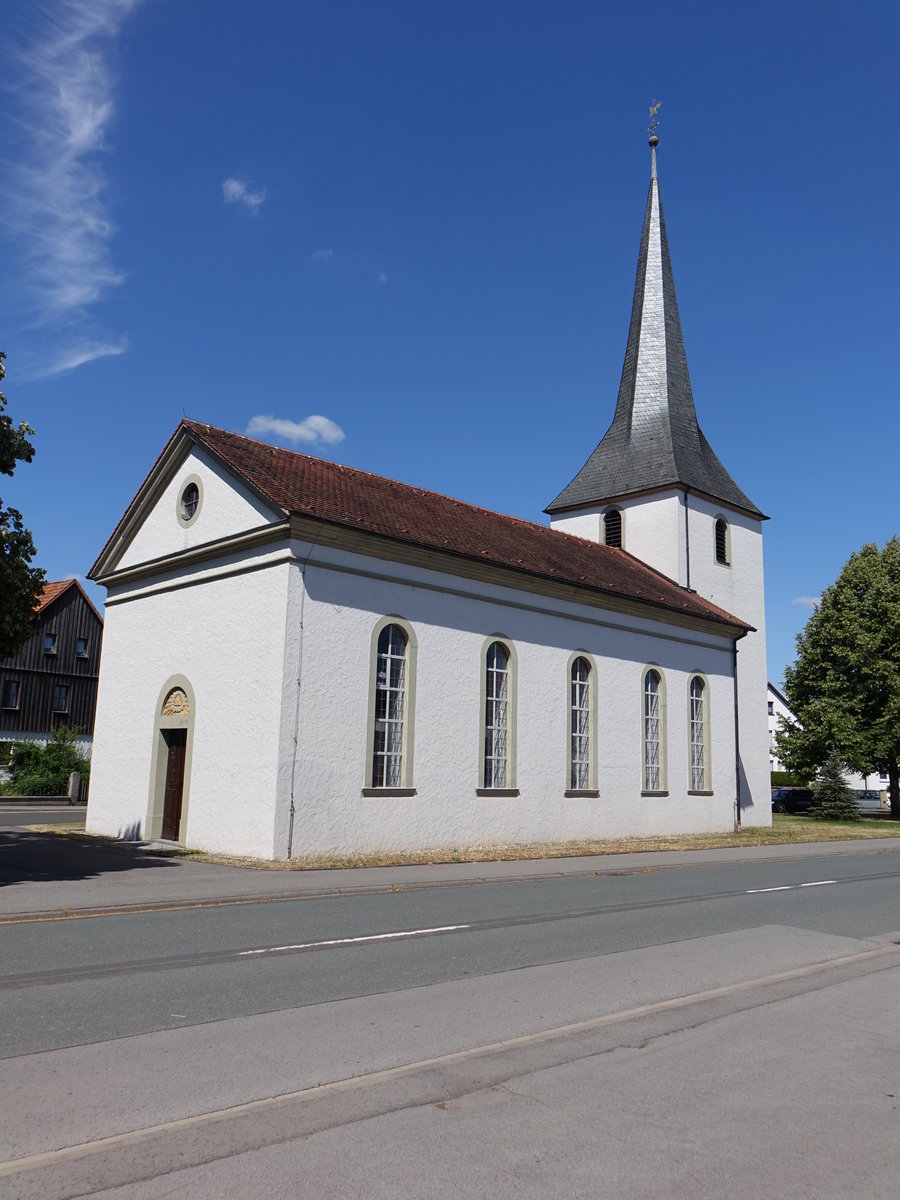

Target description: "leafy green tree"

left=776, top=539, right=900, bottom=818
left=809, top=749, right=861, bottom=821
left=0, top=352, right=45, bottom=656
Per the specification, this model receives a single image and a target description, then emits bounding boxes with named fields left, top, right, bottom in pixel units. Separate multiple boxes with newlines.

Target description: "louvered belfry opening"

left=715, top=519, right=729, bottom=565
left=604, top=509, right=622, bottom=548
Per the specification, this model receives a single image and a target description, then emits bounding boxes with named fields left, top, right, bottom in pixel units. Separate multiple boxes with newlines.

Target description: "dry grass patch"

left=21, top=815, right=900, bottom=870
left=179, top=815, right=900, bottom=870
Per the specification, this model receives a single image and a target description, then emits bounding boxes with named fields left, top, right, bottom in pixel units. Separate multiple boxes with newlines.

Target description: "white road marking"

left=746, top=880, right=837, bottom=894
left=238, top=924, right=471, bottom=956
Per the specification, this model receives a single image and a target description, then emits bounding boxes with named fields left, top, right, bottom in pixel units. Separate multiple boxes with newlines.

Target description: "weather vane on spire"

left=648, top=99, right=662, bottom=142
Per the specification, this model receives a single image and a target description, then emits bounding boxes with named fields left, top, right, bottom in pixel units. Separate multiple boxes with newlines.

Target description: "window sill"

left=476, top=788, right=520, bottom=798
left=641, top=790, right=669, bottom=797
left=565, top=789, right=600, bottom=798
left=688, top=789, right=714, bottom=796
left=361, top=787, right=417, bottom=798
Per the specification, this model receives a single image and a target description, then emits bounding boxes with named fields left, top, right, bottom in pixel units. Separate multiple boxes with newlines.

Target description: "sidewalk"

left=2, top=829, right=899, bottom=918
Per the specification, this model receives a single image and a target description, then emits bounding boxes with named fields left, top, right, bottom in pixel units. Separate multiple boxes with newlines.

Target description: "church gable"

left=92, top=430, right=283, bottom=579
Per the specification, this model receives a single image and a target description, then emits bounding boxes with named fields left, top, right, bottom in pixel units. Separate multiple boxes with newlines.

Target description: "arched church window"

left=371, top=624, right=408, bottom=788
left=570, top=656, right=592, bottom=790
left=483, top=640, right=512, bottom=788
left=689, top=675, right=709, bottom=791
left=715, top=519, right=730, bottom=566
left=642, top=667, right=666, bottom=792
left=603, top=509, right=623, bottom=548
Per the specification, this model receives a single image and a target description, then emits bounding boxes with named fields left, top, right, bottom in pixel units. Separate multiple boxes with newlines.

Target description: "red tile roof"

left=36, top=578, right=104, bottom=624
left=36, top=580, right=75, bottom=612
left=180, top=421, right=750, bottom=633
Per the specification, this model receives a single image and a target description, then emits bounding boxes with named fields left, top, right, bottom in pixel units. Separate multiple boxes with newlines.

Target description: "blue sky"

left=1, top=0, right=897, bottom=687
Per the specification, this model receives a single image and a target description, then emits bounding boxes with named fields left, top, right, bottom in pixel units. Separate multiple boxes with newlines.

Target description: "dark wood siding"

left=0, top=584, right=103, bottom=736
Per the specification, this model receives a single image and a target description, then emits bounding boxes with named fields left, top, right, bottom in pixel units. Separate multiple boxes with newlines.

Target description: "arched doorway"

left=147, top=677, right=195, bottom=843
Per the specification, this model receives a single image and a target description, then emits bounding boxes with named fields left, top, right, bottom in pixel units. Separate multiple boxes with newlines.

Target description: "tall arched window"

left=715, top=518, right=730, bottom=565
left=483, top=641, right=510, bottom=788
left=570, top=656, right=592, bottom=789
left=604, top=508, right=623, bottom=548
left=643, top=668, right=666, bottom=791
left=689, top=675, right=708, bottom=791
left=371, top=623, right=408, bottom=787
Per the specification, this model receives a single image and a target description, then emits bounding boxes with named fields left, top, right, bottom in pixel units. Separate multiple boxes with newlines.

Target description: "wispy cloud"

left=246, top=414, right=345, bottom=446
left=377, top=271, right=387, bottom=284
left=222, top=177, right=266, bottom=213
left=311, top=248, right=333, bottom=260
left=30, top=336, right=129, bottom=380
left=2, top=1, right=138, bottom=376
left=791, top=595, right=821, bottom=609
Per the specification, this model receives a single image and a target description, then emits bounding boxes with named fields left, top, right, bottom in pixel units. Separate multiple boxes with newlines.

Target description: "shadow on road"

left=0, top=830, right=177, bottom=888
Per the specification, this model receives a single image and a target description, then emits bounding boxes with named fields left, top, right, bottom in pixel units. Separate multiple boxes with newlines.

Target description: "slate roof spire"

left=546, top=136, right=764, bottom=518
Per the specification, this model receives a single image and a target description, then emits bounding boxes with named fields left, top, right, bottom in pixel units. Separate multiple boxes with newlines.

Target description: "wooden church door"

left=161, top=729, right=187, bottom=841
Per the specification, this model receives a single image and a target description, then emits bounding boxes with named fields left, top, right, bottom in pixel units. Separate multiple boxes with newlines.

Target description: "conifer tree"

left=809, top=749, right=861, bottom=821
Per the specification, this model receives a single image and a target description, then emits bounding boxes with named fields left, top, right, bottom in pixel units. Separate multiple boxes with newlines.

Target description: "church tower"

left=547, top=135, right=770, bottom=824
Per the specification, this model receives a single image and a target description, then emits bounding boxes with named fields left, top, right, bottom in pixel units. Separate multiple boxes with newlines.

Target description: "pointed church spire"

left=546, top=136, right=764, bottom=518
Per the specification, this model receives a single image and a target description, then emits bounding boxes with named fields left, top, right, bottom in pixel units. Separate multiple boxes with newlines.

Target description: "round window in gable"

left=177, top=476, right=203, bottom=527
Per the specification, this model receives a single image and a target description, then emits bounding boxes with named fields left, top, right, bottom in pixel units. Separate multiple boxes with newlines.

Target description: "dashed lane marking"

left=238, top=925, right=471, bottom=956
left=747, top=879, right=837, bottom=894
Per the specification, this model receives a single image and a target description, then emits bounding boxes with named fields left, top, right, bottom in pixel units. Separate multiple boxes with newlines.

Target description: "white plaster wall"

left=117, top=447, right=278, bottom=570
left=87, top=554, right=291, bottom=858
left=684, top=494, right=770, bottom=827
left=551, top=489, right=685, bottom=585
left=549, top=510, right=601, bottom=544
left=554, top=489, right=771, bottom=829
left=282, top=540, right=741, bottom=858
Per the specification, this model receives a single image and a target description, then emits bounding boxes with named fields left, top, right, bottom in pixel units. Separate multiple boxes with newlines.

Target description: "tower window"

left=715, top=519, right=730, bottom=565
left=604, top=509, right=623, bottom=548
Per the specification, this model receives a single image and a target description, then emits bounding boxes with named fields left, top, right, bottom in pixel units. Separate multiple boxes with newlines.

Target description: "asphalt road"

left=2, top=837, right=899, bottom=1198
left=0, top=804, right=85, bottom=829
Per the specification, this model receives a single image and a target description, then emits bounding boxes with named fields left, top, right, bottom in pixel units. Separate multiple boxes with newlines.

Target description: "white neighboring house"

left=767, top=681, right=887, bottom=796
left=86, top=138, right=773, bottom=860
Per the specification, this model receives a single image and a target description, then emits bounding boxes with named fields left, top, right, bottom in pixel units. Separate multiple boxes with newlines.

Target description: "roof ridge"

left=37, top=578, right=104, bottom=624
left=186, top=419, right=588, bottom=540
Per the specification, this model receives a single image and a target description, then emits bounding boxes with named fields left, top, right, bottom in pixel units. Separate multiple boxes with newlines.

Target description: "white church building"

left=86, top=138, right=771, bottom=860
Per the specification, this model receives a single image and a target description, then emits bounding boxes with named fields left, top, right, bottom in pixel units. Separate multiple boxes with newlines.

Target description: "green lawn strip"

left=18, top=814, right=900, bottom=870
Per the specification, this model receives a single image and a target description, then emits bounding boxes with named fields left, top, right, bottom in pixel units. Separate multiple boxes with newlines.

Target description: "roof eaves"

left=291, top=510, right=751, bottom=635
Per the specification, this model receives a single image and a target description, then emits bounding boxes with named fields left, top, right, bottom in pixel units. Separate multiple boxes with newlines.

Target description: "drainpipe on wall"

left=286, top=522, right=325, bottom=860
left=286, top=561, right=305, bottom=860
left=732, top=636, right=744, bottom=831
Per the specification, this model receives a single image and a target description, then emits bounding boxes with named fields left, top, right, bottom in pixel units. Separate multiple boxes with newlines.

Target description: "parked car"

left=771, top=787, right=815, bottom=814
left=856, top=789, right=888, bottom=813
